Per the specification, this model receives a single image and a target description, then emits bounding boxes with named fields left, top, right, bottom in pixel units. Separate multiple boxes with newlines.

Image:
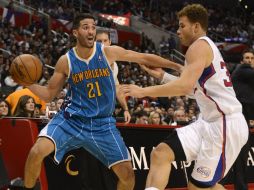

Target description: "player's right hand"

left=11, top=75, right=33, bottom=87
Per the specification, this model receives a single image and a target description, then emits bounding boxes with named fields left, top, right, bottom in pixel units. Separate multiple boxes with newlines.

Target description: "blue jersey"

left=64, top=42, right=116, bottom=118
left=40, top=43, right=130, bottom=166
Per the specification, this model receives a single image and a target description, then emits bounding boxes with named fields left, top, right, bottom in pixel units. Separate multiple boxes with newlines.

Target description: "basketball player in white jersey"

left=121, top=4, right=248, bottom=190
left=95, top=30, right=131, bottom=123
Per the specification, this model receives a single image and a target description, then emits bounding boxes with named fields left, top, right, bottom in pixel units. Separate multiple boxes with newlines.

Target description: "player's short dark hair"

left=96, top=29, right=110, bottom=40
left=178, top=4, right=208, bottom=31
left=72, top=13, right=95, bottom=29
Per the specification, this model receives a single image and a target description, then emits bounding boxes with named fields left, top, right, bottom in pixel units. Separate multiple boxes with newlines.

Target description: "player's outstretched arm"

left=139, top=64, right=179, bottom=83
left=121, top=40, right=209, bottom=98
left=140, top=65, right=195, bottom=99
left=28, top=55, right=68, bottom=102
left=104, top=46, right=183, bottom=72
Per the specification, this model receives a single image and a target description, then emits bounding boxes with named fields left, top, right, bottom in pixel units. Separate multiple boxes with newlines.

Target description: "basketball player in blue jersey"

left=96, top=30, right=131, bottom=123
left=121, top=4, right=248, bottom=190
left=16, top=13, right=182, bottom=190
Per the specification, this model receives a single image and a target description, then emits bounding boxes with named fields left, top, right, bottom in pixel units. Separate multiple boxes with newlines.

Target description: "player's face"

left=74, top=18, right=96, bottom=48
left=96, top=33, right=111, bottom=46
left=177, top=16, right=196, bottom=46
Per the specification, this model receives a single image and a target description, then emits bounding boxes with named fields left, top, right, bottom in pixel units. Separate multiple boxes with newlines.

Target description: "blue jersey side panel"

left=64, top=43, right=116, bottom=118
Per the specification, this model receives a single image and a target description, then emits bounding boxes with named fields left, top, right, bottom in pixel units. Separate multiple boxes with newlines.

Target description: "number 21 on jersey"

left=87, top=81, right=102, bottom=98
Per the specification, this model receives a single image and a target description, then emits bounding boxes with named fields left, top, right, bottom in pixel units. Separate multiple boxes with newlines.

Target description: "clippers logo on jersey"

left=197, top=166, right=211, bottom=178
left=72, top=68, right=110, bottom=84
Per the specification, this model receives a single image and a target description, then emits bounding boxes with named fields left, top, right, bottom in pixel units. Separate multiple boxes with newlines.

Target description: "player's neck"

left=196, top=32, right=206, bottom=39
left=191, top=32, right=207, bottom=44
left=75, top=45, right=94, bottom=60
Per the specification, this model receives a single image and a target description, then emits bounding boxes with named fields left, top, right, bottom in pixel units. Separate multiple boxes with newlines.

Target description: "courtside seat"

left=0, top=118, right=48, bottom=190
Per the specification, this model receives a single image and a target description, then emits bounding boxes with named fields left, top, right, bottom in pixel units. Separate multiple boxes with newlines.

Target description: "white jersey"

left=193, top=36, right=242, bottom=121
left=113, top=62, right=119, bottom=85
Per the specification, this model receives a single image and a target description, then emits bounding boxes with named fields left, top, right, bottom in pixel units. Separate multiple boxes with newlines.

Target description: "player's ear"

left=194, top=23, right=199, bottom=33
left=72, top=30, right=78, bottom=38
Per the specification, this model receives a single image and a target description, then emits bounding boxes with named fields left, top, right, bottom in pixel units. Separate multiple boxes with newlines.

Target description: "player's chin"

left=87, top=41, right=94, bottom=48
left=81, top=41, right=94, bottom=48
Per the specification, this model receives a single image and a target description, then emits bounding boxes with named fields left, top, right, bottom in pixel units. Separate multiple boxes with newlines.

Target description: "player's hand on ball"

left=10, top=74, right=33, bottom=87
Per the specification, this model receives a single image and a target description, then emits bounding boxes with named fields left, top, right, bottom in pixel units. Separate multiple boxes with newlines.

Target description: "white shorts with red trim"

left=176, top=112, right=248, bottom=186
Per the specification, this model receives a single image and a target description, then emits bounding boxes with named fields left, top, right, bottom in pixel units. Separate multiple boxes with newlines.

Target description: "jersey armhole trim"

left=66, top=53, right=72, bottom=78
left=198, top=37, right=215, bottom=65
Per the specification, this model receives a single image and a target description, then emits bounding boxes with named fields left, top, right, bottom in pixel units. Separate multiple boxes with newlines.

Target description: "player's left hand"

left=124, top=110, right=131, bottom=124
left=121, top=84, right=145, bottom=98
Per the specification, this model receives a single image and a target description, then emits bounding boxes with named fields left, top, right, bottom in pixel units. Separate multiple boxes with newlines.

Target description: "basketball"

left=10, top=54, right=43, bottom=86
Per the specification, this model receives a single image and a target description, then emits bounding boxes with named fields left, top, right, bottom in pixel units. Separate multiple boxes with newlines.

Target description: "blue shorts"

left=39, top=111, right=131, bottom=168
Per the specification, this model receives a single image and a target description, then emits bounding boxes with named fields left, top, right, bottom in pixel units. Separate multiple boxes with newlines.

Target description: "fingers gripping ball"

left=10, top=54, right=43, bottom=86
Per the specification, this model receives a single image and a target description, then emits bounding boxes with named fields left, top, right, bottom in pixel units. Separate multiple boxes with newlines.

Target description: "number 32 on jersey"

left=220, top=61, right=232, bottom=87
